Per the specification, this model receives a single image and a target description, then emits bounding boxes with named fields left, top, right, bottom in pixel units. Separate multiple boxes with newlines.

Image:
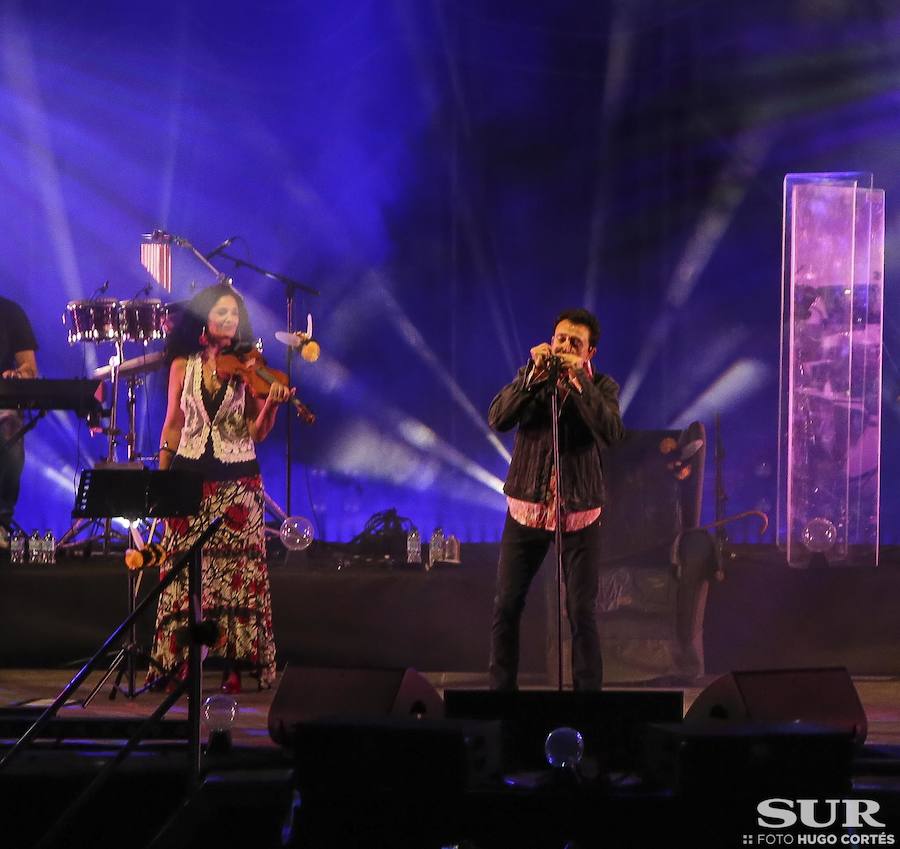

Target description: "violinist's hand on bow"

left=267, top=381, right=295, bottom=405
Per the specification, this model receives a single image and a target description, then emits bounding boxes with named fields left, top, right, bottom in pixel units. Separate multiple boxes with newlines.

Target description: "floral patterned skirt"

left=147, top=475, right=276, bottom=688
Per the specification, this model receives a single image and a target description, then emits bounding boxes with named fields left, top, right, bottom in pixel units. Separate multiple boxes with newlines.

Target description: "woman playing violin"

left=150, top=281, right=291, bottom=693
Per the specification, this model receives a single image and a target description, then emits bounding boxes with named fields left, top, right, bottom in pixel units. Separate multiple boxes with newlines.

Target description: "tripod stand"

left=72, top=468, right=203, bottom=703
left=80, top=523, right=163, bottom=706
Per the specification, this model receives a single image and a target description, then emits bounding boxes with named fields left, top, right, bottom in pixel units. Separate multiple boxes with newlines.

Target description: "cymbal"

left=93, top=351, right=167, bottom=380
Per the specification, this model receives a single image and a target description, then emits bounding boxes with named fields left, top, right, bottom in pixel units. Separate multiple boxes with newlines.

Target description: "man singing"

left=488, top=308, right=624, bottom=690
left=0, top=295, right=39, bottom=547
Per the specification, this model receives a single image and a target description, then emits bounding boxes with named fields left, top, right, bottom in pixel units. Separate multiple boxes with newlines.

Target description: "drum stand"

left=58, top=340, right=147, bottom=554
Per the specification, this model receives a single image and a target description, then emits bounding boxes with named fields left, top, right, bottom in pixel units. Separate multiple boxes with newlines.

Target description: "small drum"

left=64, top=299, right=121, bottom=344
left=120, top=299, right=166, bottom=343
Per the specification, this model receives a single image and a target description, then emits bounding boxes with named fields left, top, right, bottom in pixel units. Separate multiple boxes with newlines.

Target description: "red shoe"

left=221, top=670, right=241, bottom=695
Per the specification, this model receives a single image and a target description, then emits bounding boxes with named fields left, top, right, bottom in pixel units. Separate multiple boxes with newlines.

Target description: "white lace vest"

left=176, top=353, right=256, bottom=463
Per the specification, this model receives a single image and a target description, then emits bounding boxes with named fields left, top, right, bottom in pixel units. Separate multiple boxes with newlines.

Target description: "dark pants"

left=489, top=511, right=603, bottom=690
left=0, top=418, right=25, bottom=530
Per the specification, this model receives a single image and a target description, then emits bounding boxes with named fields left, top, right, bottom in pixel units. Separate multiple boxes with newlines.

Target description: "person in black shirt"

left=0, top=296, right=39, bottom=544
left=487, top=308, right=624, bottom=691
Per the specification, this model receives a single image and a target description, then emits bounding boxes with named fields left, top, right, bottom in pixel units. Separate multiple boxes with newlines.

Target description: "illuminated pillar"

left=777, top=173, right=884, bottom=567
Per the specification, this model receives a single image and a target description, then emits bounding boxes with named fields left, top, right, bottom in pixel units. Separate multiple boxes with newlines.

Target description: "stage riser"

left=3, top=545, right=900, bottom=676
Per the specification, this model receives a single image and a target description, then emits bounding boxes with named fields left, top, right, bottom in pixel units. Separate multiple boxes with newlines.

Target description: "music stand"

left=75, top=469, right=202, bottom=703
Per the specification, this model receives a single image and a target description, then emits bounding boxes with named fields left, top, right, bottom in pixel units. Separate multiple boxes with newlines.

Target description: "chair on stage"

left=547, top=421, right=719, bottom=685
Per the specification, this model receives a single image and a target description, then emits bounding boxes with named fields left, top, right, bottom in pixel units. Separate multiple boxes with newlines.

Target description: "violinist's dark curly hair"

left=165, top=282, right=254, bottom=362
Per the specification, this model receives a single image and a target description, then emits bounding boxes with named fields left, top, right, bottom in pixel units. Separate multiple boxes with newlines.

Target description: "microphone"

left=124, top=542, right=169, bottom=570
left=545, top=354, right=563, bottom=382
left=205, top=236, right=237, bottom=260
left=545, top=353, right=562, bottom=369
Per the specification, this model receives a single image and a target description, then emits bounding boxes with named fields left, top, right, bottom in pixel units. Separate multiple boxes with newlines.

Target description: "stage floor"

left=2, top=667, right=900, bottom=748
left=4, top=668, right=900, bottom=848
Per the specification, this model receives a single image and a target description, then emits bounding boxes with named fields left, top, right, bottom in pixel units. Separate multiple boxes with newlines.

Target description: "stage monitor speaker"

left=286, top=717, right=497, bottom=848
left=267, top=664, right=444, bottom=745
left=644, top=720, right=855, bottom=797
left=444, top=689, right=683, bottom=772
left=147, top=768, right=294, bottom=849
left=684, top=666, right=867, bottom=745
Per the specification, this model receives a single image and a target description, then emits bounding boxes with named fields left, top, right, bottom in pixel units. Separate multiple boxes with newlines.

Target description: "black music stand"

left=74, top=469, right=202, bottom=703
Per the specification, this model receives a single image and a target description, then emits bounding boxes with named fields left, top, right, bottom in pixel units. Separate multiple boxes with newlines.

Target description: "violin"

left=216, top=348, right=316, bottom=424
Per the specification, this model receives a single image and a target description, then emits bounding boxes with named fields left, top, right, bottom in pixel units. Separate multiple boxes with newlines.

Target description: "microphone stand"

left=547, top=357, right=565, bottom=692
left=215, top=251, right=319, bottom=517
left=714, top=413, right=728, bottom=556
left=285, top=283, right=296, bottom=515
left=160, top=232, right=227, bottom=281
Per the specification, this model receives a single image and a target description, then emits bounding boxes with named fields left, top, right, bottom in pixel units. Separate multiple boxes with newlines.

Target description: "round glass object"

left=802, top=517, right=837, bottom=553
left=202, top=694, right=238, bottom=732
left=544, top=726, right=584, bottom=769
left=280, top=516, right=315, bottom=551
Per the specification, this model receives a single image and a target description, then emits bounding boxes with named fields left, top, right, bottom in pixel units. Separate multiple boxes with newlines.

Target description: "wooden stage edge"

left=2, top=667, right=900, bottom=749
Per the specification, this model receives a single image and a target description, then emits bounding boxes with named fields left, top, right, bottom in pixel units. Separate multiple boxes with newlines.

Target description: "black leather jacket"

left=488, top=364, right=625, bottom=512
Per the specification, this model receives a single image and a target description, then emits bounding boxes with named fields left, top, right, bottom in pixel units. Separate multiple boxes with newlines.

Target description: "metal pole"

left=548, top=360, right=565, bottom=692
left=186, top=539, right=203, bottom=787
left=285, top=288, right=294, bottom=516
left=106, top=339, right=124, bottom=463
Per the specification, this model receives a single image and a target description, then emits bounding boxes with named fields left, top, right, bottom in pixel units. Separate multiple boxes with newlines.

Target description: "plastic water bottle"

left=443, top=533, right=461, bottom=565
left=43, top=530, right=56, bottom=565
left=28, top=530, right=41, bottom=564
left=10, top=530, right=26, bottom=565
left=406, top=528, right=421, bottom=564
left=429, top=528, right=444, bottom=569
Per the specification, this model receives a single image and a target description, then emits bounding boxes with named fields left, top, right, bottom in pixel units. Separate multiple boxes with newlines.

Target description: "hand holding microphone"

left=553, top=352, right=582, bottom=373
left=530, top=344, right=580, bottom=381
left=530, top=343, right=553, bottom=368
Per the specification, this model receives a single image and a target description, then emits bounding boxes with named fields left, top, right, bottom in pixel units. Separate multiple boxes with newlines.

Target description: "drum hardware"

left=119, top=299, right=166, bottom=343
left=59, top=288, right=171, bottom=555
left=92, top=350, right=166, bottom=381
left=63, top=298, right=122, bottom=344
